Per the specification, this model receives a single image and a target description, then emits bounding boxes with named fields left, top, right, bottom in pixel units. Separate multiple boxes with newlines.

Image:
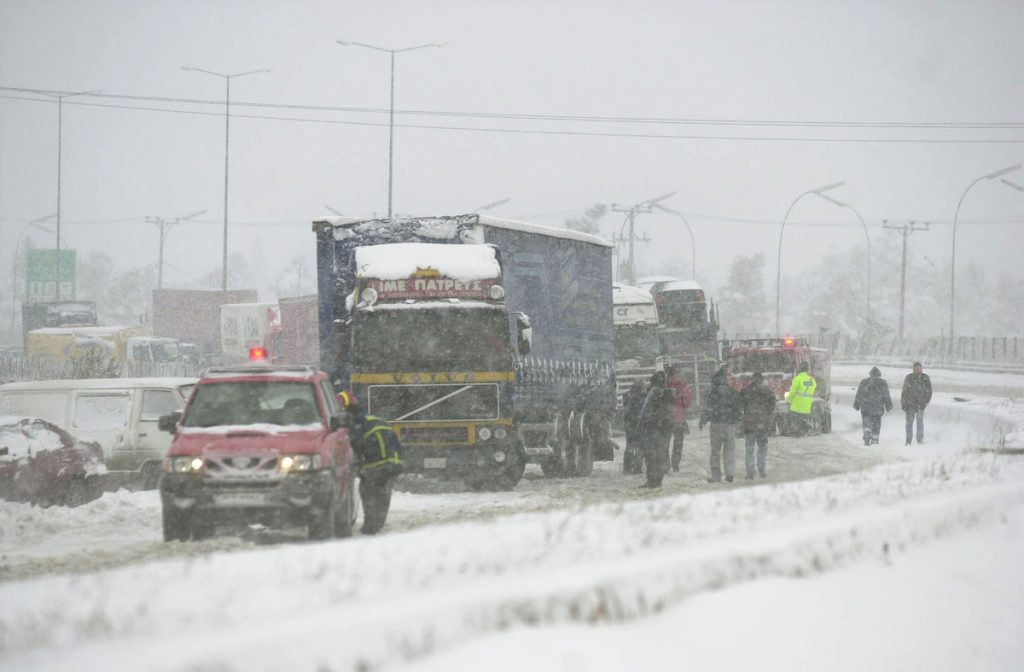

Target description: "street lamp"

left=10, top=214, right=57, bottom=330
left=146, top=210, right=205, bottom=289
left=181, top=66, right=270, bottom=291
left=35, top=89, right=98, bottom=300
left=949, top=164, right=1021, bottom=342
left=775, top=181, right=844, bottom=333
left=611, top=192, right=676, bottom=286
left=812, top=192, right=871, bottom=327
left=650, top=202, right=696, bottom=279
left=336, top=40, right=445, bottom=217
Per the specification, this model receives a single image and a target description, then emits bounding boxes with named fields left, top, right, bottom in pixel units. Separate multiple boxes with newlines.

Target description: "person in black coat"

left=635, top=371, right=674, bottom=488
left=853, top=367, right=893, bottom=445
left=339, top=392, right=404, bottom=534
left=621, top=378, right=648, bottom=475
left=739, top=371, right=777, bottom=478
left=901, top=362, right=932, bottom=445
left=699, top=366, right=742, bottom=482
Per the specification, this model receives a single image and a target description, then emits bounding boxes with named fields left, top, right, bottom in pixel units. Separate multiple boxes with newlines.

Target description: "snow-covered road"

left=0, top=368, right=1021, bottom=671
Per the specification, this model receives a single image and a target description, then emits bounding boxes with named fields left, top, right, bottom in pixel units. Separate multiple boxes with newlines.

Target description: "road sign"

left=26, top=249, right=76, bottom=302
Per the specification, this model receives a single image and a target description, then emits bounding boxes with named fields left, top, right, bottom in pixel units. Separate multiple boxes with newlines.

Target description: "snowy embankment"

left=1, top=453, right=1023, bottom=671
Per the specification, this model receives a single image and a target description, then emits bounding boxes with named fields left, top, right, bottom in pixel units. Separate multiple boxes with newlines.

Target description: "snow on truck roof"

left=612, top=283, right=655, bottom=305
left=313, top=213, right=613, bottom=249
left=355, top=243, right=501, bottom=281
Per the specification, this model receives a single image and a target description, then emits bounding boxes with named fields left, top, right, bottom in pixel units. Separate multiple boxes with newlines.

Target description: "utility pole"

left=146, top=210, right=205, bottom=289
left=883, top=219, right=929, bottom=339
left=610, top=192, right=675, bottom=285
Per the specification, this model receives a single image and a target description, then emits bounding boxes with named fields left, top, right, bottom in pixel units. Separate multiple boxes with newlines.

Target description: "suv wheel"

left=333, top=472, right=356, bottom=538
left=162, top=507, right=189, bottom=542
left=309, top=490, right=336, bottom=541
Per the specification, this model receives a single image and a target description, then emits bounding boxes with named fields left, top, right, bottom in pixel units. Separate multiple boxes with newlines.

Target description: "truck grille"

left=367, top=383, right=499, bottom=421
left=397, top=426, right=470, bottom=444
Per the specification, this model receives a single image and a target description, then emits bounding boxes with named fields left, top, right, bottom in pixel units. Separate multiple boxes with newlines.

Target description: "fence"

left=799, top=334, right=1024, bottom=368
left=0, top=355, right=201, bottom=384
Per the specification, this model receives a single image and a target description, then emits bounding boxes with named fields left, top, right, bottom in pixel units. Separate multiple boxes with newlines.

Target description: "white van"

left=0, top=378, right=197, bottom=485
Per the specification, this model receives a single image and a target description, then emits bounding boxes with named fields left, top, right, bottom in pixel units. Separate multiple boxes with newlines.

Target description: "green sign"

left=26, top=249, right=76, bottom=302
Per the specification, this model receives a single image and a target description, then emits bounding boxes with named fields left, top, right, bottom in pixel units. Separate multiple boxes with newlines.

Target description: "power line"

left=2, top=93, right=1024, bottom=145
left=4, top=85, right=1023, bottom=129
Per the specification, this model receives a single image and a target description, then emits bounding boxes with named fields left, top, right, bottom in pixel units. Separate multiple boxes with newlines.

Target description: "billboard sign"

left=26, top=249, right=76, bottom=302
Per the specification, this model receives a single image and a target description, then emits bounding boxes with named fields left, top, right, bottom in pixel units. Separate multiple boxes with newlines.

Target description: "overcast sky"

left=2, top=0, right=1023, bottom=298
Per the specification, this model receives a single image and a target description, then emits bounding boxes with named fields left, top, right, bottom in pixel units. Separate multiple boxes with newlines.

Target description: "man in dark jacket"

left=739, top=372, right=777, bottom=479
left=666, top=364, right=693, bottom=471
left=901, top=362, right=932, bottom=445
left=339, top=391, right=404, bottom=534
left=635, top=371, right=674, bottom=488
left=699, top=367, right=742, bottom=483
left=621, top=378, right=648, bottom=475
left=853, top=367, right=893, bottom=446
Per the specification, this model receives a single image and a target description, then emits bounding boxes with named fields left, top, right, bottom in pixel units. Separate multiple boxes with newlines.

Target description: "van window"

left=141, top=390, right=178, bottom=421
left=73, top=393, right=130, bottom=430
left=0, top=392, right=68, bottom=420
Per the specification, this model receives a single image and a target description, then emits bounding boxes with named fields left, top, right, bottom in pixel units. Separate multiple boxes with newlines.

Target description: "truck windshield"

left=182, top=381, right=321, bottom=428
left=354, top=306, right=511, bottom=372
left=614, top=325, right=661, bottom=361
left=728, top=352, right=796, bottom=374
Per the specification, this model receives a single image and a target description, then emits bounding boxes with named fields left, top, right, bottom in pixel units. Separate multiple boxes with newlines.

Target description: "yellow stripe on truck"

left=351, top=371, right=515, bottom=384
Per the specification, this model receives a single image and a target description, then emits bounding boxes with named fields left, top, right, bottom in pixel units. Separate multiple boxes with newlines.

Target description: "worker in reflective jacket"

left=786, top=362, right=817, bottom=436
left=338, top=390, right=404, bottom=535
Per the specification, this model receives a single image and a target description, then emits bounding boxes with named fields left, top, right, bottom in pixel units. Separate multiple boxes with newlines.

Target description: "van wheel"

left=162, top=508, right=189, bottom=542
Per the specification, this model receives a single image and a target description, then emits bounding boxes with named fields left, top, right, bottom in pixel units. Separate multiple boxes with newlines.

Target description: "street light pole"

left=610, top=192, right=676, bottom=286
left=10, top=214, right=57, bottom=330
left=34, top=90, right=96, bottom=301
left=181, top=67, right=270, bottom=291
left=949, top=164, right=1021, bottom=342
left=775, top=181, right=844, bottom=334
left=650, top=203, right=696, bottom=278
left=146, top=210, right=206, bottom=289
left=336, top=40, right=444, bottom=217
left=814, top=192, right=872, bottom=327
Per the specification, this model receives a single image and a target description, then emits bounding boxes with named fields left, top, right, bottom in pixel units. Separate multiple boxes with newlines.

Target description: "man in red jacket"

left=667, top=364, right=694, bottom=472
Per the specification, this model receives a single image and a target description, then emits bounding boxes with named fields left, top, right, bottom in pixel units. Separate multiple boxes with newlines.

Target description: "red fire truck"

left=723, top=337, right=832, bottom=435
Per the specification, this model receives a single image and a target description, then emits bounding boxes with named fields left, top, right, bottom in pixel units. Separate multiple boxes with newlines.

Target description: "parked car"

left=158, top=363, right=356, bottom=542
left=0, top=416, right=105, bottom=507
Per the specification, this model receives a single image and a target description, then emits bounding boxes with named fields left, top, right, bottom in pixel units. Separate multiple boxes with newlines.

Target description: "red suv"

left=158, top=365, right=356, bottom=542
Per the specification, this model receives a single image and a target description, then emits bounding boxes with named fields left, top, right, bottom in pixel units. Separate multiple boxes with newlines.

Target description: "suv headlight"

left=477, top=427, right=492, bottom=441
left=279, top=454, right=322, bottom=473
left=167, top=456, right=205, bottom=473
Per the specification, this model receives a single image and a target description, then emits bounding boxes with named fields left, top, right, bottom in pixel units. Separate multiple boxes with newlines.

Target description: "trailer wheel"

left=574, top=436, right=594, bottom=477
left=541, top=412, right=570, bottom=477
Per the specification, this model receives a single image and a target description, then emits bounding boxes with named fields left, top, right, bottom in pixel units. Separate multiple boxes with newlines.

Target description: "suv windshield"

left=182, top=381, right=321, bottom=428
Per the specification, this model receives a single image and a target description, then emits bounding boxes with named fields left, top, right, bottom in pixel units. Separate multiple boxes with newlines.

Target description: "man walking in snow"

left=901, top=361, right=932, bottom=445
left=666, top=364, right=693, bottom=471
left=853, top=367, right=893, bottom=445
left=739, top=371, right=777, bottom=479
left=621, top=378, right=648, bottom=474
left=699, top=366, right=742, bottom=483
left=635, top=370, right=674, bottom=488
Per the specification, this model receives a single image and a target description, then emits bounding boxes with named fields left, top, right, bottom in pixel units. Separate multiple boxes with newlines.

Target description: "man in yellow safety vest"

left=786, top=362, right=817, bottom=436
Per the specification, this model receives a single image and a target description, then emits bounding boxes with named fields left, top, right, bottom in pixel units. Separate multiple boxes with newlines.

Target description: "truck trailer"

left=314, top=214, right=616, bottom=489
left=611, top=283, right=661, bottom=418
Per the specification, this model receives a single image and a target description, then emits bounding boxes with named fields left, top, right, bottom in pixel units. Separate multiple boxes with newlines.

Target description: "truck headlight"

left=168, top=456, right=204, bottom=473
left=279, top=454, right=321, bottom=473
left=477, top=427, right=492, bottom=441
left=494, top=427, right=508, bottom=440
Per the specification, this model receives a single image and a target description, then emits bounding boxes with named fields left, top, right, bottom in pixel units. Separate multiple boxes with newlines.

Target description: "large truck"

left=272, top=295, right=320, bottom=365
left=314, top=214, right=616, bottom=489
left=21, top=300, right=97, bottom=345
left=152, top=288, right=257, bottom=357
left=637, top=276, right=721, bottom=407
left=611, top=283, right=661, bottom=417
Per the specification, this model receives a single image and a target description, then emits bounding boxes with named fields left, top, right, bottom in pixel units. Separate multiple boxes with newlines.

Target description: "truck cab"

left=612, top=283, right=662, bottom=418
left=157, top=362, right=356, bottom=542
left=723, top=337, right=832, bottom=435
